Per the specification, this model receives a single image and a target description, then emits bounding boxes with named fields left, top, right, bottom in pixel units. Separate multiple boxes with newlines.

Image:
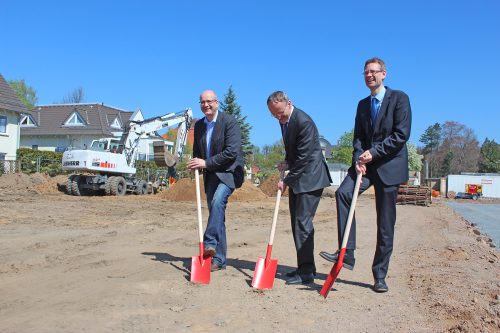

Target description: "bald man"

left=187, top=90, right=244, bottom=272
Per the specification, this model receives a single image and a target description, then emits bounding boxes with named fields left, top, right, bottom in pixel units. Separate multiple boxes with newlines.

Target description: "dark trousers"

left=336, top=170, right=399, bottom=279
left=289, top=188, right=323, bottom=275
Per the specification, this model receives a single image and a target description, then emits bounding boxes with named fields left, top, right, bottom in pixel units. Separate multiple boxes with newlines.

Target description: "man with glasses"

left=267, top=91, right=332, bottom=285
left=320, top=57, right=412, bottom=293
left=187, top=90, right=244, bottom=272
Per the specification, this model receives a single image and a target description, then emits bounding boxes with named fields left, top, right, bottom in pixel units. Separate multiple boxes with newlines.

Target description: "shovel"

left=190, top=169, right=211, bottom=284
left=252, top=171, right=284, bottom=290
left=320, top=171, right=362, bottom=298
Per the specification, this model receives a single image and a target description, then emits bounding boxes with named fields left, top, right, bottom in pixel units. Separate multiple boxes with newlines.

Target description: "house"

left=327, top=162, right=349, bottom=187
left=20, top=103, right=162, bottom=161
left=0, top=74, right=28, bottom=164
left=319, top=136, right=333, bottom=159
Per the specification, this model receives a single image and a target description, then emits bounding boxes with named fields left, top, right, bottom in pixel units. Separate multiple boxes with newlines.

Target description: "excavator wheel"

left=71, top=175, right=82, bottom=196
left=66, top=175, right=76, bottom=195
left=105, top=176, right=114, bottom=196
left=110, top=176, right=127, bottom=196
left=153, top=141, right=177, bottom=167
left=135, top=180, right=148, bottom=195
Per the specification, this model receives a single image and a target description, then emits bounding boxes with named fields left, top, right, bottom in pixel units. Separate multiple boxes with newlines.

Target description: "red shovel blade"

left=190, top=243, right=211, bottom=284
left=251, top=244, right=278, bottom=290
left=320, top=248, right=346, bottom=298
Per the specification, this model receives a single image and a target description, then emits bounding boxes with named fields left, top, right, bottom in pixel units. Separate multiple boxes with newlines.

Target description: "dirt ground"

left=0, top=173, right=499, bottom=333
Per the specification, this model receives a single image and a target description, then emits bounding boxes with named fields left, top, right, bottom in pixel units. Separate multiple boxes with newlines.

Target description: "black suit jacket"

left=193, top=111, right=244, bottom=189
left=283, top=107, right=332, bottom=194
left=353, top=86, right=412, bottom=185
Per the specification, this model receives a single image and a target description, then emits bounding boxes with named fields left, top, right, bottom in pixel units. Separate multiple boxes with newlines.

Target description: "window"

left=20, top=115, right=37, bottom=127
left=0, top=153, right=5, bottom=160
left=32, top=145, right=38, bottom=150
left=0, top=116, right=6, bottom=133
left=64, top=112, right=86, bottom=126
left=110, top=117, right=122, bottom=129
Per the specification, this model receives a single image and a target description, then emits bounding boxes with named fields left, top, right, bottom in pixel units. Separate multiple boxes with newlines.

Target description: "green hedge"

left=17, top=148, right=64, bottom=175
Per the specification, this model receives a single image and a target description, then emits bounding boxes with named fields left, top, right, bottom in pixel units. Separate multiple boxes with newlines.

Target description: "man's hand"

left=277, top=161, right=289, bottom=172
left=187, top=158, right=206, bottom=170
left=358, top=150, right=373, bottom=164
left=355, top=160, right=367, bottom=175
left=277, top=180, right=287, bottom=193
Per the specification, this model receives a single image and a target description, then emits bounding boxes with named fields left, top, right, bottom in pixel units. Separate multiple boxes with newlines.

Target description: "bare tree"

left=63, top=87, right=85, bottom=103
left=435, top=121, right=480, bottom=176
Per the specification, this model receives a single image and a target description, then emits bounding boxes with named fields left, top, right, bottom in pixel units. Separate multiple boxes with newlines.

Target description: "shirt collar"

left=204, top=111, right=218, bottom=124
left=372, top=86, right=386, bottom=102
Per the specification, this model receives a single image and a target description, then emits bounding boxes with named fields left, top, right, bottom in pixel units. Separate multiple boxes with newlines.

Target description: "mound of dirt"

left=259, top=173, right=288, bottom=197
left=0, top=173, right=46, bottom=193
left=0, top=173, right=68, bottom=194
left=157, top=177, right=267, bottom=202
left=35, top=175, right=68, bottom=194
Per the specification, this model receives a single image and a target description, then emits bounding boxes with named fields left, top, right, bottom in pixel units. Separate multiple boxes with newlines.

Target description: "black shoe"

left=319, top=250, right=355, bottom=270
left=285, top=272, right=314, bottom=285
left=373, top=278, right=388, bottom=293
left=211, top=263, right=226, bottom=272
left=204, top=246, right=216, bottom=258
left=285, top=269, right=317, bottom=278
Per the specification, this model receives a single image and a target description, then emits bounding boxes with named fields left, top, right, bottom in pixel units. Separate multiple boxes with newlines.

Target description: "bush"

left=17, top=148, right=65, bottom=175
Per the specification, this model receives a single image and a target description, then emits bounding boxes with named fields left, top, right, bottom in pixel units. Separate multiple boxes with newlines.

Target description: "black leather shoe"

left=319, top=250, right=355, bottom=270
left=373, top=278, right=388, bottom=293
left=204, top=247, right=216, bottom=258
left=285, top=272, right=314, bottom=285
left=211, top=263, right=226, bottom=272
left=285, top=269, right=316, bottom=278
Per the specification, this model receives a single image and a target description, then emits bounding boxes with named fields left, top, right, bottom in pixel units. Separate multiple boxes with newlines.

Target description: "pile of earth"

left=156, top=177, right=267, bottom=202
left=258, top=173, right=337, bottom=198
left=259, top=173, right=288, bottom=197
left=0, top=173, right=67, bottom=194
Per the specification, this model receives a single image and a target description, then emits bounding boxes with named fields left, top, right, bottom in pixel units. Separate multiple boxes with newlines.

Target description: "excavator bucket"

left=153, top=141, right=177, bottom=167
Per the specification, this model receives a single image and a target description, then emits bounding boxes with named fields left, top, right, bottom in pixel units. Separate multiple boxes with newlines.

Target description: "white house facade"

left=0, top=74, right=27, bottom=162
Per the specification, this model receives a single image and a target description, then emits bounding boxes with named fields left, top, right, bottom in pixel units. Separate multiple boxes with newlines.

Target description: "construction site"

left=0, top=172, right=499, bottom=332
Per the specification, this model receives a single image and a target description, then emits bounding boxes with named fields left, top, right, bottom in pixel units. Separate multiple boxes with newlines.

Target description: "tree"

left=8, top=79, right=38, bottom=109
left=330, top=129, right=353, bottom=165
left=252, top=141, right=285, bottom=177
left=407, top=142, right=422, bottom=172
left=419, top=123, right=441, bottom=178
left=419, top=123, right=441, bottom=153
left=436, top=121, right=480, bottom=176
left=63, top=87, right=85, bottom=103
left=478, top=138, right=500, bottom=173
left=219, top=86, right=252, bottom=156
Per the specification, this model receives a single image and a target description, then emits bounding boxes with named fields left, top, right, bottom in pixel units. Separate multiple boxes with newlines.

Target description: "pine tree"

left=220, top=86, right=253, bottom=156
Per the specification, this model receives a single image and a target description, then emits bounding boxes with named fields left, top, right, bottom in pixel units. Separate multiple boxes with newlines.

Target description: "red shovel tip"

left=190, top=255, right=211, bottom=284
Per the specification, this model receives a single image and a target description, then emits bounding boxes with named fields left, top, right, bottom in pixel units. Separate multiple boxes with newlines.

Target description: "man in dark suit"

left=320, top=57, right=412, bottom=292
left=187, top=90, right=244, bottom=272
left=267, top=91, right=332, bottom=285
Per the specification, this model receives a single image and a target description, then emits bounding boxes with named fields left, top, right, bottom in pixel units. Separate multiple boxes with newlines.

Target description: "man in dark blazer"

left=267, top=91, right=332, bottom=285
left=187, top=90, right=244, bottom=272
left=320, top=57, right=412, bottom=292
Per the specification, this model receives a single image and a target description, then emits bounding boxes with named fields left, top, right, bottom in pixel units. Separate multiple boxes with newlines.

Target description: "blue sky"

left=1, top=0, right=499, bottom=148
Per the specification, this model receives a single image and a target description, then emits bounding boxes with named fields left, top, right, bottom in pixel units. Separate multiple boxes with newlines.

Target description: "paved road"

left=447, top=201, right=500, bottom=249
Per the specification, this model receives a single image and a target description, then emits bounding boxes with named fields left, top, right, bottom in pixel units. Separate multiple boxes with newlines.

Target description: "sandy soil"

left=0, top=173, right=499, bottom=333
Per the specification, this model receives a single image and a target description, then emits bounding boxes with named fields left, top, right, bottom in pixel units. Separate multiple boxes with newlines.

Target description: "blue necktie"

left=371, top=97, right=379, bottom=125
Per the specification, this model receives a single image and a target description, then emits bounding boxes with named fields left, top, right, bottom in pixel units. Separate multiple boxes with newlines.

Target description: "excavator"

left=62, top=108, right=193, bottom=196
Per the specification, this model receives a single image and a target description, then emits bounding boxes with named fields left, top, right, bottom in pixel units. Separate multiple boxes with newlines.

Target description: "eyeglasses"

left=199, top=99, right=217, bottom=105
left=362, top=69, right=384, bottom=76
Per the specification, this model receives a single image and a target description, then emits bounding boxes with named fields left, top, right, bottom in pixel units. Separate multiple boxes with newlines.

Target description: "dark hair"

left=267, top=91, right=289, bottom=104
left=364, top=57, right=386, bottom=72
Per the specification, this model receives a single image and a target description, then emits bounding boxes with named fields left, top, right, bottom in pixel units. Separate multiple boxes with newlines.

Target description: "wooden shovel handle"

left=268, top=170, right=285, bottom=246
left=340, top=172, right=362, bottom=249
left=194, top=169, right=203, bottom=243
